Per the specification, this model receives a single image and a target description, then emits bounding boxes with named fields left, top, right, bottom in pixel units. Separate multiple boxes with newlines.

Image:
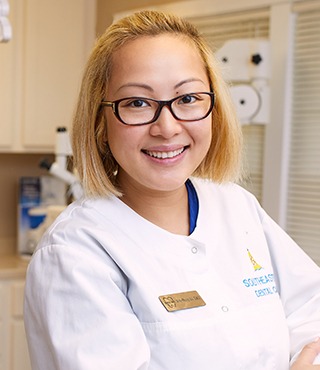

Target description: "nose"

left=149, top=105, right=183, bottom=139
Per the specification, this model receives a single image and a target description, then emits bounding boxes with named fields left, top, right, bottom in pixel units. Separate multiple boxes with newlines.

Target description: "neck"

left=118, top=179, right=189, bottom=236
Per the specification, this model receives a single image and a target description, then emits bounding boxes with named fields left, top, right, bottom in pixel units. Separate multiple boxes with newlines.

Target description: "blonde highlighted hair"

left=72, top=10, right=243, bottom=197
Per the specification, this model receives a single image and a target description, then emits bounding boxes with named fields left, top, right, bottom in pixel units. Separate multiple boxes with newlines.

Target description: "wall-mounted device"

left=0, top=0, right=12, bottom=42
left=215, top=39, right=270, bottom=124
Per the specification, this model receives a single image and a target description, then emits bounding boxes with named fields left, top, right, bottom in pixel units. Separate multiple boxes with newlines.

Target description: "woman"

left=24, top=10, right=320, bottom=370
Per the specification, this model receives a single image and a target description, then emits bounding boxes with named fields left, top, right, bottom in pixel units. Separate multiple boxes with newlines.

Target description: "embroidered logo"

left=247, top=249, right=262, bottom=271
left=243, top=250, right=278, bottom=298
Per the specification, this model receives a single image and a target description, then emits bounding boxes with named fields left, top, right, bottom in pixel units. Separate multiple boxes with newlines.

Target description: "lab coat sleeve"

left=24, top=243, right=150, bottom=370
left=260, top=210, right=320, bottom=364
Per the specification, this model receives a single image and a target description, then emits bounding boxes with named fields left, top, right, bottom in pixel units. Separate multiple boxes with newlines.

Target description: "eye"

left=178, top=94, right=198, bottom=105
left=124, top=98, right=150, bottom=108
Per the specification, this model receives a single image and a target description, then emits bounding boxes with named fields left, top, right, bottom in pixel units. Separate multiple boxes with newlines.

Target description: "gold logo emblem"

left=247, top=249, right=263, bottom=271
left=159, top=290, right=206, bottom=312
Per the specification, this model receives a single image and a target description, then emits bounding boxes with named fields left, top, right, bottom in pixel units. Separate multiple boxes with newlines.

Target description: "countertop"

left=0, top=254, right=30, bottom=279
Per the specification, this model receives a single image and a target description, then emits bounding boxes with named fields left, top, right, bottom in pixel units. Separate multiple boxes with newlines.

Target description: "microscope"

left=40, top=127, right=83, bottom=201
left=22, top=127, right=83, bottom=255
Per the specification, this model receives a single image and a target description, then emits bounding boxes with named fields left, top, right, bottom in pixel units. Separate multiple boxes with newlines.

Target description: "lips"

left=144, top=147, right=185, bottom=159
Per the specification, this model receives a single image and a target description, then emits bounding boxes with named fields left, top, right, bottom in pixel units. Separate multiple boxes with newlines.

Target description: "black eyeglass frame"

left=100, top=91, right=215, bottom=126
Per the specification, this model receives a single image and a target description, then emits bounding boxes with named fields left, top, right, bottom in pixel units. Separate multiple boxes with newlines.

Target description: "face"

left=104, top=34, right=212, bottom=195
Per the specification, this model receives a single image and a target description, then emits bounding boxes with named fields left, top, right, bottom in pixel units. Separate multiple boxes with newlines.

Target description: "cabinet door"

left=0, top=39, right=14, bottom=148
left=0, top=0, right=22, bottom=149
left=0, top=284, right=3, bottom=370
left=11, top=321, right=31, bottom=370
left=22, top=0, right=96, bottom=151
left=10, top=281, right=31, bottom=370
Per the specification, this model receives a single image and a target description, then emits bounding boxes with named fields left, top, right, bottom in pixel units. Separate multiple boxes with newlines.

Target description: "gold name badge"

left=159, top=290, right=206, bottom=312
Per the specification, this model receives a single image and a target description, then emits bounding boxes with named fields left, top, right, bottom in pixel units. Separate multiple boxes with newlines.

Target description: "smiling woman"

left=24, top=10, right=320, bottom=370
left=71, top=11, right=243, bottom=199
left=103, top=34, right=214, bottom=202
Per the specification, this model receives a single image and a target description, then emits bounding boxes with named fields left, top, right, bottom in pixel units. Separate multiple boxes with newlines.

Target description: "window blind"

left=286, top=1, right=320, bottom=265
left=188, top=9, right=270, bottom=202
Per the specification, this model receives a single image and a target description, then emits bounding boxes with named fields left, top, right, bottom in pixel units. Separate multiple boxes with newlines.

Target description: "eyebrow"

left=174, top=78, right=206, bottom=89
left=116, top=78, right=206, bottom=93
left=116, top=83, right=153, bottom=93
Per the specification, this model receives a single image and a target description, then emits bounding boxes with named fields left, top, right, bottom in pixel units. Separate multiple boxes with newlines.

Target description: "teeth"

left=146, top=147, right=184, bottom=159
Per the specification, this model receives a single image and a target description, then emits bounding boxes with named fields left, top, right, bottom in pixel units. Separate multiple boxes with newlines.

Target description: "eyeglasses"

left=101, top=92, right=215, bottom=126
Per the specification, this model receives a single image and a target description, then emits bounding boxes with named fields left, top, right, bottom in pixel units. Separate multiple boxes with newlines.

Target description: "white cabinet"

left=0, top=280, right=31, bottom=370
left=0, top=0, right=19, bottom=150
left=0, top=285, right=4, bottom=370
left=0, top=0, right=96, bottom=152
left=11, top=282, right=31, bottom=370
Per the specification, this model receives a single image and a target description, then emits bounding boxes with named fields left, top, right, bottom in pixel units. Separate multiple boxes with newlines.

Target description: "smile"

left=144, top=147, right=186, bottom=159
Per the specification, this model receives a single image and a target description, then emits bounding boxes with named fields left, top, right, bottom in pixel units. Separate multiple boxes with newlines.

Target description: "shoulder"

left=34, top=195, right=121, bottom=254
left=191, top=177, right=266, bottom=221
left=29, top=195, right=128, bottom=286
left=191, top=177, right=259, bottom=203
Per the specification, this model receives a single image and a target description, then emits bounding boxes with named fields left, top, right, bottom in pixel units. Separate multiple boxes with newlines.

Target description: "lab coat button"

left=221, top=306, right=229, bottom=312
left=191, top=246, right=198, bottom=254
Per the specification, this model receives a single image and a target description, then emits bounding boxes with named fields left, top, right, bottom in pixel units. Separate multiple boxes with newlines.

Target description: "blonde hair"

left=72, top=10, right=243, bottom=198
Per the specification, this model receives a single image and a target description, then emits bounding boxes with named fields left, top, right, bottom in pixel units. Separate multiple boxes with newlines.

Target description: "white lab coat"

left=24, top=178, right=320, bottom=370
